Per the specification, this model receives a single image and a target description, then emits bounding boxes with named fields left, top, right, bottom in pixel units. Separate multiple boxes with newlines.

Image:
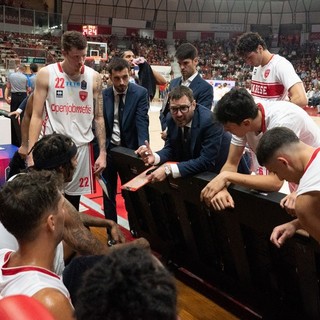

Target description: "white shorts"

left=64, top=143, right=95, bottom=196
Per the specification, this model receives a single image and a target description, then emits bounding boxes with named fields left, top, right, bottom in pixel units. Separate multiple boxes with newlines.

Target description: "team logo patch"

left=79, top=91, right=88, bottom=101
left=81, top=80, right=87, bottom=90
left=56, top=90, right=63, bottom=98
left=264, top=69, right=270, bottom=78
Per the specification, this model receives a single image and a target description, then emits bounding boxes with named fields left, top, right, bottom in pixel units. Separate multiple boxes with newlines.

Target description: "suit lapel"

left=190, top=108, right=200, bottom=154
left=105, top=89, right=115, bottom=132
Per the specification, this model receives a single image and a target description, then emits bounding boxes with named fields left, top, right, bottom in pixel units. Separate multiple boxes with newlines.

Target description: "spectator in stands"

left=200, top=88, right=320, bottom=213
left=160, top=43, right=213, bottom=140
left=135, top=86, right=250, bottom=182
left=0, top=170, right=74, bottom=320
left=121, top=49, right=166, bottom=101
left=306, top=84, right=315, bottom=106
left=236, top=32, right=307, bottom=107
left=100, top=57, right=149, bottom=222
left=256, top=127, right=320, bottom=246
left=4, top=64, right=28, bottom=146
left=75, top=245, right=177, bottom=320
left=28, top=30, right=107, bottom=211
left=310, top=86, right=320, bottom=107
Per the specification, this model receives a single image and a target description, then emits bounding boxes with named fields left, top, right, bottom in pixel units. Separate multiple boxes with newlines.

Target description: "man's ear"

left=242, top=118, right=251, bottom=127
left=47, top=214, right=55, bottom=232
left=277, top=156, right=289, bottom=167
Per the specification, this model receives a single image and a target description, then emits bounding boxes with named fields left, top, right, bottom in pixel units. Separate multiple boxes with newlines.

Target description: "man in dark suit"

left=102, top=58, right=149, bottom=222
left=160, top=43, right=213, bottom=139
left=136, top=86, right=250, bottom=182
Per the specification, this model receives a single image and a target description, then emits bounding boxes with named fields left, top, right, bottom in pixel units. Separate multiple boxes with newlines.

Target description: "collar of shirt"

left=181, top=72, right=198, bottom=87
left=113, top=88, right=128, bottom=99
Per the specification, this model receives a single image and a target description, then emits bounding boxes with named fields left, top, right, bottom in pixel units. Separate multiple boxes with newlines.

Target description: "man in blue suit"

left=102, top=58, right=149, bottom=222
left=136, top=86, right=250, bottom=182
left=160, top=43, right=213, bottom=139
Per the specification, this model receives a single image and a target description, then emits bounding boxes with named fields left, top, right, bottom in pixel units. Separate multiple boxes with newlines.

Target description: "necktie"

left=181, top=126, right=190, bottom=160
left=118, top=94, right=124, bottom=127
left=118, top=94, right=125, bottom=146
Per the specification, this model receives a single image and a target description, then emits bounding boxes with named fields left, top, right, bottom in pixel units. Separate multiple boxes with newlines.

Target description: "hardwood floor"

left=90, top=226, right=239, bottom=320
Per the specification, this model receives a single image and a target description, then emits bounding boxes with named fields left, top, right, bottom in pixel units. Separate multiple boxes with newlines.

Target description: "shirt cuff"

left=16, top=108, right=23, bottom=114
left=154, top=153, right=161, bottom=165
left=170, top=163, right=181, bottom=178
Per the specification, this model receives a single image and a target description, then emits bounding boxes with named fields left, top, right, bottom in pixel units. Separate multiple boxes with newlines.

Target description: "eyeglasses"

left=169, top=104, right=191, bottom=114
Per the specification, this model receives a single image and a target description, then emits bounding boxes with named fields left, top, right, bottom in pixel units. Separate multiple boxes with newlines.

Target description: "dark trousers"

left=10, top=92, right=27, bottom=146
left=101, top=150, right=119, bottom=222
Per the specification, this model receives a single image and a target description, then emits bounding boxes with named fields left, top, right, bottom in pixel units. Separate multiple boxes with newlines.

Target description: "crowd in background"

left=1, top=30, right=320, bottom=105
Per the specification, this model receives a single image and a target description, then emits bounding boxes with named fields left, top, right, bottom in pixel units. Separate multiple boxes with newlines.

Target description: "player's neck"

left=60, top=61, right=82, bottom=80
left=261, top=50, right=274, bottom=67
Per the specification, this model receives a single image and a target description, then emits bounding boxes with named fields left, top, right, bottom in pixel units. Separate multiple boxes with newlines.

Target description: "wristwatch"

left=164, top=165, right=171, bottom=176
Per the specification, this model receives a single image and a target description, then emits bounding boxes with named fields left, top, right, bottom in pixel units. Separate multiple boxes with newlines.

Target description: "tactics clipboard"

left=121, top=165, right=158, bottom=192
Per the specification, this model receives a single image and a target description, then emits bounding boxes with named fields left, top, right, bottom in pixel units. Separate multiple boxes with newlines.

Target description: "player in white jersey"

left=236, top=32, right=307, bottom=108
left=256, top=127, right=320, bottom=246
left=0, top=171, right=74, bottom=320
left=0, top=249, right=69, bottom=299
left=200, top=88, right=320, bottom=212
left=28, top=31, right=106, bottom=210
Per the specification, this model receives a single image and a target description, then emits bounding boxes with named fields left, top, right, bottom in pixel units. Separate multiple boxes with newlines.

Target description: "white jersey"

left=297, top=148, right=320, bottom=197
left=43, top=62, right=95, bottom=147
left=0, top=225, right=65, bottom=276
left=251, top=54, right=302, bottom=102
left=231, top=100, right=320, bottom=153
left=0, top=249, right=70, bottom=299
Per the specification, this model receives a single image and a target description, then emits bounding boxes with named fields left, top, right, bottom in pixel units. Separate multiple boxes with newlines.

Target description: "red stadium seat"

left=0, top=295, right=54, bottom=320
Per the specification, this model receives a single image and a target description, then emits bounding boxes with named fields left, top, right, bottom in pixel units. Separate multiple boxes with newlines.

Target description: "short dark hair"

left=256, top=127, right=300, bottom=166
left=169, top=85, right=194, bottom=103
left=32, top=133, right=77, bottom=180
left=107, top=57, right=130, bottom=75
left=0, top=170, right=63, bottom=242
left=214, top=88, right=258, bottom=125
left=75, top=245, right=177, bottom=320
left=29, top=63, right=38, bottom=73
left=62, top=31, right=87, bottom=52
left=236, top=32, right=267, bottom=57
left=175, top=42, right=198, bottom=60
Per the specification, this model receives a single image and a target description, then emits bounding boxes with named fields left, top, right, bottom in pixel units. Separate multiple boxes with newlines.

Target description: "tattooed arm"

left=63, top=198, right=110, bottom=255
left=79, top=212, right=125, bottom=243
left=63, top=198, right=149, bottom=256
left=92, top=71, right=107, bottom=175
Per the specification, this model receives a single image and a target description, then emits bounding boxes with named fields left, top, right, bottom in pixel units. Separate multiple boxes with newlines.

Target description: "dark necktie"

left=118, top=94, right=125, bottom=146
left=118, top=94, right=124, bottom=127
left=181, top=126, right=190, bottom=160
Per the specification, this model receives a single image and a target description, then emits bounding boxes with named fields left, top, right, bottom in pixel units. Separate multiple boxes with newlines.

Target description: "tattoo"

left=63, top=199, right=109, bottom=255
left=93, top=74, right=106, bottom=152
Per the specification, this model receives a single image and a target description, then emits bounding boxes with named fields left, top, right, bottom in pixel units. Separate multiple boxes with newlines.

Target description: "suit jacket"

left=103, top=82, right=149, bottom=150
left=157, top=104, right=231, bottom=177
left=160, top=74, right=213, bottom=130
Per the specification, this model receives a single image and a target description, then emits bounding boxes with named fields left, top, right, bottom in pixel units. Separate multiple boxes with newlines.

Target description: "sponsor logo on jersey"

left=264, top=69, right=270, bottom=78
left=81, top=80, right=87, bottom=90
left=66, top=81, right=80, bottom=87
left=50, top=103, right=92, bottom=115
left=56, top=90, right=63, bottom=98
left=79, top=91, right=88, bottom=101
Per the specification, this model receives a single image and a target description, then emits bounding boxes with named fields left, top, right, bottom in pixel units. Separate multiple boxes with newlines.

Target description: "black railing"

left=112, top=146, right=320, bottom=320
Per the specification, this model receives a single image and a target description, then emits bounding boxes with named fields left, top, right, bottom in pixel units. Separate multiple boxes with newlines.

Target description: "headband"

left=34, top=143, right=77, bottom=170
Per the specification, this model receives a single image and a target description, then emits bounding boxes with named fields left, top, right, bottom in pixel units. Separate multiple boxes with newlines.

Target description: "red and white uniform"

left=297, top=148, right=320, bottom=197
left=0, top=250, right=70, bottom=299
left=232, top=100, right=320, bottom=179
left=42, top=63, right=96, bottom=195
left=251, top=54, right=302, bottom=102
